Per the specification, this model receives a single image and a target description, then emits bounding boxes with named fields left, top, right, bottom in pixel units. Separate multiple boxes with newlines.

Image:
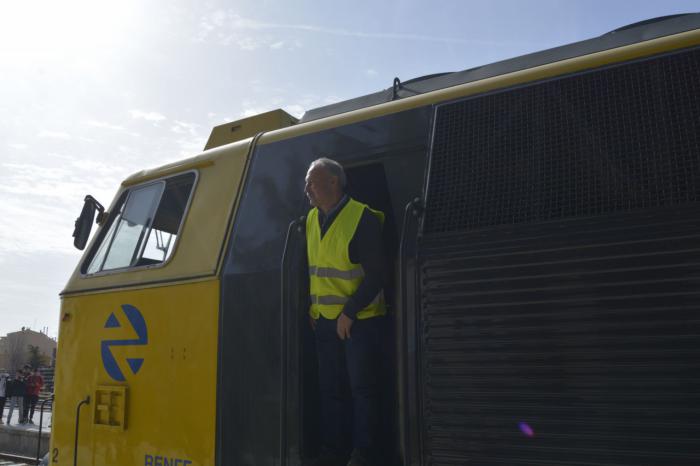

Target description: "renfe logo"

left=144, top=455, right=192, bottom=466
left=101, top=304, right=148, bottom=382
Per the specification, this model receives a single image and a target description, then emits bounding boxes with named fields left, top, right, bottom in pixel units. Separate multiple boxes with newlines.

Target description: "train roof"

left=299, top=13, right=700, bottom=123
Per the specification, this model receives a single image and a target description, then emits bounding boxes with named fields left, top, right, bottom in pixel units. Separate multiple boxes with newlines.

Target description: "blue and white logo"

left=101, top=304, right=148, bottom=382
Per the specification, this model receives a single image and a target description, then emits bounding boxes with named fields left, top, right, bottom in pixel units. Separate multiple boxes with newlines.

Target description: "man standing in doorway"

left=304, top=158, right=386, bottom=466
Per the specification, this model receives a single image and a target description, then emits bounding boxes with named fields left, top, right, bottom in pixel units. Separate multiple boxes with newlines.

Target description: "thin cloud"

left=38, top=130, right=71, bottom=140
left=82, top=120, right=140, bottom=138
left=0, top=164, right=90, bottom=255
left=3, top=162, right=71, bottom=181
left=8, top=143, right=28, bottom=150
left=0, top=199, right=77, bottom=256
left=269, top=39, right=302, bottom=51
left=198, top=10, right=517, bottom=47
left=85, top=120, right=126, bottom=131
left=236, top=36, right=263, bottom=50
left=129, top=110, right=167, bottom=122
left=70, top=159, right=126, bottom=176
left=171, top=121, right=199, bottom=136
left=0, top=159, right=125, bottom=257
left=175, top=137, right=207, bottom=158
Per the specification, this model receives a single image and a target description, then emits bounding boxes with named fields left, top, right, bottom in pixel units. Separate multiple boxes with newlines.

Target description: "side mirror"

left=72, top=195, right=105, bottom=250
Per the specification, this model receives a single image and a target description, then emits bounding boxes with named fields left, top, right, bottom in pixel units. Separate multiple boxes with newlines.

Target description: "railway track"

left=0, top=452, right=37, bottom=465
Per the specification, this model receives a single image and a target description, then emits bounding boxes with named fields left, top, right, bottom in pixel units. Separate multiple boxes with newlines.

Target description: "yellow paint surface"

left=50, top=279, right=219, bottom=466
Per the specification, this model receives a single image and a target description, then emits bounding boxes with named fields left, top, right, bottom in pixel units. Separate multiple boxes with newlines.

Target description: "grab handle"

left=73, top=395, right=90, bottom=466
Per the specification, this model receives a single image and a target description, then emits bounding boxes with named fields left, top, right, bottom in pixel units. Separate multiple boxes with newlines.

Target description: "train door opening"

left=297, top=160, right=401, bottom=465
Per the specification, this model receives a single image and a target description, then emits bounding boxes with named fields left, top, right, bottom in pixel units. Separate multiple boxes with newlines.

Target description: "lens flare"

left=518, top=422, right=535, bottom=438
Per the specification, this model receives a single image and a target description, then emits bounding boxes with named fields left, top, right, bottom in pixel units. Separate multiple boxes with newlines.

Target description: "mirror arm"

left=72, top=195, right=107, bottom=251
left=84, top=195, right=106, bottom=224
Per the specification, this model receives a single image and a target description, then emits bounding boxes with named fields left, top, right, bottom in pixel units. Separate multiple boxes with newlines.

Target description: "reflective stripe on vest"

left=306, top=198, right=386, bottom=320
left=310, top=291, right=384, bottom=307
left=309, top=265, right=366, bottom=280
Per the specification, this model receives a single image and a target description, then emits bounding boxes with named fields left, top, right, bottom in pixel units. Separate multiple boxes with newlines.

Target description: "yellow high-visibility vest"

left=306, top=198, right=386, bottom=320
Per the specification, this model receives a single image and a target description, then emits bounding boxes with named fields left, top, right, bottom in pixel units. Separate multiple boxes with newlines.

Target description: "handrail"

left=398, top=198, right=423, bottom=466
left=36, top=395, right=54, bottom=462
left=279, top=216, right=305, bottom=466
left=73, top=396, right=90, bottom=466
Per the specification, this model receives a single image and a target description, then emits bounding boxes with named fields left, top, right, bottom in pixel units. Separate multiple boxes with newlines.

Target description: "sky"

left=0, top=0, right=697, bottom=339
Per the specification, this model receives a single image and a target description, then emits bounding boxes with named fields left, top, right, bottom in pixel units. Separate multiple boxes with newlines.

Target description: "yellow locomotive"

left=52, top=14, right=700, bottom=466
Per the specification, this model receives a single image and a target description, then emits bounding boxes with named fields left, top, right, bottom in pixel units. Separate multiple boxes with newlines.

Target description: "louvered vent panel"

left=419, top=213, right=700, bottom=465
left=418, top=47, right=700, bottom=466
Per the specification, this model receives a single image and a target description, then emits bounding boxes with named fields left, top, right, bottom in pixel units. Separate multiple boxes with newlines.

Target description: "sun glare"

left=0, top=0, right=140, bottom=60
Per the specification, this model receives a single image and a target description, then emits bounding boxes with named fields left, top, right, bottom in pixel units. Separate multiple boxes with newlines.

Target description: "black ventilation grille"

left=418, top=209, right=700, bottom=465
left=424, top=47, right=700, bottom=234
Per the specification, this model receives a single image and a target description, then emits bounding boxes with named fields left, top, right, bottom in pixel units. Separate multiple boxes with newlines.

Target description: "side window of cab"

left=82, top=172, right=196, bottom=275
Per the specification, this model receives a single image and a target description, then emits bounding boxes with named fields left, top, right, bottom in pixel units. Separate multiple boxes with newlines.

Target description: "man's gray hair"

left=310, top=157, right=347, bottom=189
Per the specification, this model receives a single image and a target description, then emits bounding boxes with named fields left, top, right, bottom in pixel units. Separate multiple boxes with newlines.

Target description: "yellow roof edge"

left=61, top=275, right=219, bottom=298
left=122, top=137, right=254, bottom=187
left=259, top=28, right=700, bottom=146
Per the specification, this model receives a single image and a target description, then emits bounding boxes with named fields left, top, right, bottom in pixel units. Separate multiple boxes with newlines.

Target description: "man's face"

left=305, top=165, right=338, bottom=208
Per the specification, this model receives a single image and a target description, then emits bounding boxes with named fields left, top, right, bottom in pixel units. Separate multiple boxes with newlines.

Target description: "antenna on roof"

left=392, top=77, right=402, bottom=100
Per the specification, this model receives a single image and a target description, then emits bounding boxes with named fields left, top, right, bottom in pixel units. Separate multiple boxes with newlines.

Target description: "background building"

left=0, top=327, right=57, bottom=371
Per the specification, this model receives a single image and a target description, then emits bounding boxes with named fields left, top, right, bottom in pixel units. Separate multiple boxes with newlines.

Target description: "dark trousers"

left=22, top=395, right=31, bottom=421
left=315, top=315, right=383, bottom=455
left=0, top=397, right=5, bottom=420
left=28, top=395, right=39, bottom=419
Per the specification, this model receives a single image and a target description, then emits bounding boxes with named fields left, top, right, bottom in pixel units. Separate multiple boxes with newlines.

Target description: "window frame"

left=80, top=170, right=199, bottom=277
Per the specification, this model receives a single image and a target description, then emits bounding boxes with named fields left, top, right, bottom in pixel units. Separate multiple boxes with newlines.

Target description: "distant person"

left=0, top=372, right=7, bottom=425
left=21, top=365, right=31, bottom=424
left=6, top=371, right=26, bottom=425
left=25, top=368, right=44, bottom=424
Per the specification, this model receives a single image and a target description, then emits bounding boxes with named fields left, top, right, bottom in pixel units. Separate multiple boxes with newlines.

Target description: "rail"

left=279, top=216, right=305, bottom=466
left=398, top=197, right=423, bottom=466
left=0, top=450, right=38, bottom=465
left=36, top=395, right=53, bottom=462
left=73, top=396, right=90, bottom=466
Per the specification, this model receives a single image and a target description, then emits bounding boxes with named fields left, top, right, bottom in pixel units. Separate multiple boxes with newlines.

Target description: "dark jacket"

left=6, top=378, right=26, bottom=398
